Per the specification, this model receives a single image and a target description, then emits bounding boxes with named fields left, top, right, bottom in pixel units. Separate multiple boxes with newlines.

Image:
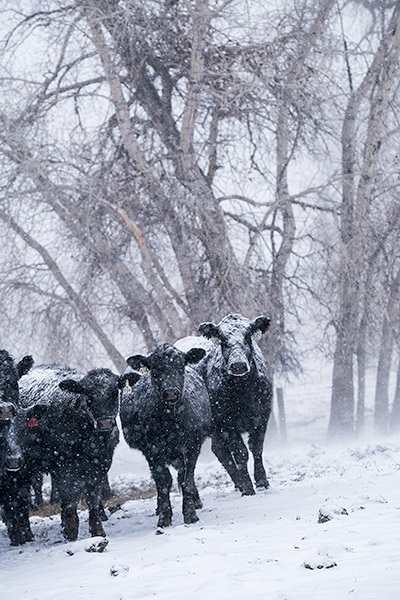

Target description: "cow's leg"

left=50, top=475, right=60, bottom=504
left=56, top=475, right=80, bottom=541
left=31, top=472, right=44, bottom=507
left=248, top=425, right=269, bottom=489
left=192, top=485, right=202, bottom=509
left=211, top=431, right=241, bottom=489
left=101, top=474, right=113, bottom=501
left=61, top=503, right=79, bottom=541
left=148, top=457, right=173, bottom=528
left=98, top=474, right=112, bottom=521
left=16, top=484, right=34, bottom=543
left=86, top=483, right=106, bottom=538
left=2, top=482, right=33, bottom=545
left=177, top=448, right=201, bottom=524
left=177, top=458, right=202, bottom=509
left=228, top=431, right=255, bottom=496
left=99, top=500, right=108, bottom=521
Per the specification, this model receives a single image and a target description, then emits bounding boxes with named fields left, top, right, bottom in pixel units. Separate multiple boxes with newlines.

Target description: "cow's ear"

left=118, top=372, right=141, bottom=389
left=250, top=316, right=271, bottom=336
left=59, top=379, right=86, bottom=395
left=126, top=355, right=151, bottom=371
left=25, top=403, right=47, bottom=420
left=17, top=355, right=34, bottom=378
left=198, top=322, right=220, bottom=339
left=184, top=348, right=206, bottom=365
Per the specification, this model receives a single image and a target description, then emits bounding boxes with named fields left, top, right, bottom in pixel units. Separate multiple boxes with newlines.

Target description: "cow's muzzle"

left=5, top=456, right=22, bottom=472
left=162, top=388, right=180, bottom=403
left=96, top=417, right=116, bottom=431
left=0, top=403, right=16, bottom=421
left=230, top=362, right=250, bottom=376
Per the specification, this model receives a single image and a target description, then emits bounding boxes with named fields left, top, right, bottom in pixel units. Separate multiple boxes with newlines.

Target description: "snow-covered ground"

left=1, top=364, right=400, bottom=600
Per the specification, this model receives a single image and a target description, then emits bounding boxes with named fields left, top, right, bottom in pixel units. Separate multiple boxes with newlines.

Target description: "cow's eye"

left=219, top=336, right=228, bottom=348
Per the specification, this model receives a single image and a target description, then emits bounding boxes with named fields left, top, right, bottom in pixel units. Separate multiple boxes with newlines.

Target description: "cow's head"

left=198, top=313, right=270, bottom=377
left=0, top=351, right=34, bottom=423
left=126, top=344, right=206, bottom=407
left=58, top=369, right=138, bottom=432
left=0, top=413, right=24, bottom=473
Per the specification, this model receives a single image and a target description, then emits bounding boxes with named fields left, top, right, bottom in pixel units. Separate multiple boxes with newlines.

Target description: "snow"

left=1, top=367, right=400, bottom=599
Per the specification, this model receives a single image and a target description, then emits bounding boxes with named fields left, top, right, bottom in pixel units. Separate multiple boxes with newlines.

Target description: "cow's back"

left=19, top=365, right=82, bottom=408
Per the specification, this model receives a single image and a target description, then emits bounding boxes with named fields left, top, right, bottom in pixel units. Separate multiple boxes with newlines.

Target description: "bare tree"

left=0, top=0, right=336, bottom=374
left=328, top=3, right=400, bottom=437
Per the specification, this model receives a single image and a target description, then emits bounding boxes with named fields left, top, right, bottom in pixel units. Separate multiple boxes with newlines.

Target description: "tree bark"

left=390, top=354, right=400, bottom=432
left=374, top=269, right=400, bottom=434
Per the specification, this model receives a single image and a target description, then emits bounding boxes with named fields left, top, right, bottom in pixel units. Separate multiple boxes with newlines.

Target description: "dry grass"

left=28, top=482, right=158, bottom=519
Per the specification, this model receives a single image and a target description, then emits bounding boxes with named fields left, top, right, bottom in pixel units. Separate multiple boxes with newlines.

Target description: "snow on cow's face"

left=150, top=345, right=186, bottom=404
left=59, top=369, right=122, bottom=431
left=126, top=344, right=205, bottom=406
left=198, top=313, right=270, bottom=377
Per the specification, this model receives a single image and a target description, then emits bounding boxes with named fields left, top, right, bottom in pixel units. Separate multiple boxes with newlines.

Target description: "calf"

left=0, top=350, right=34, bottom=545
left=18, top=365, right=135, bottom=541
left=198, top=313, right=272, bottom=496
left=120, top=344, right=211, bottom=528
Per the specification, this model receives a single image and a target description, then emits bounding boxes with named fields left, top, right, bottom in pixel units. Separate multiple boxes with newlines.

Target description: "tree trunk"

left=355, top=318, right=367, bottom=435
left=390, top=354, right=400, bottom=432
left=374, top=269, right=400, bottom=434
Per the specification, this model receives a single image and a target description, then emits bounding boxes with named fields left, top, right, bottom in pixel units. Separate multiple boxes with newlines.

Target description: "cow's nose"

left=163, top=388, right=180, bottom=402
left=97, top=417, right=115, bottom=431
left=0, top=403, right=15, bottom=420
left=230, top=362, right=249, bottom=376
left=6, top=456, right=22, bottom=472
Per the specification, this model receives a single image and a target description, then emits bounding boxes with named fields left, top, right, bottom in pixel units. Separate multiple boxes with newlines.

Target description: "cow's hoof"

left=90, top=526, right=106, bottom=538
left=157, top=513, right=172, bottom=528
left=63, top=531, right=78, bottom=542
left=9, top=529, right=33, bottom=546
left=255, top=479, right=269, bottom=490
left=183, top=512, right=199, bottom=524
left=241, top=487, right=256, bottom=496
left=23, top=530, right=34, bottom=543
left=10, top=538, right=24, bottom=546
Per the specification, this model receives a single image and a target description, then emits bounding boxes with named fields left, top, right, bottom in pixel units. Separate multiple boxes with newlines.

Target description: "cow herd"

left=0, top=313, right=272, bottom=546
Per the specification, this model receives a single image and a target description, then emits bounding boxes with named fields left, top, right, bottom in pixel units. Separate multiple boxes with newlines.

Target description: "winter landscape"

left=1, top=363, right=399, bottom=600
left=1, top=1, right=400, bottom=599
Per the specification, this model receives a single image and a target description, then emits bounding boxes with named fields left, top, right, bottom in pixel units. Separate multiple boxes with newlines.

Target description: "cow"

left=0, top=349, right=34, bottom=545
left=120, top=344, right=211, bottom=528
left=197, top=313, right=272, bottom=496
left=18, top=365, right=136, bottom=541
left=0, top=350, right=33, bottom=419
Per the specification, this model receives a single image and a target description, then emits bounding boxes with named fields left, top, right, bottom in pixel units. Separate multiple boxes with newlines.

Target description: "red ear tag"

left=28, top=417, right=39, bottom=427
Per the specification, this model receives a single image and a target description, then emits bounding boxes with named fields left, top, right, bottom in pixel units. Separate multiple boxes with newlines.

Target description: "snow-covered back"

left=174, top=335, right=215, bottom=354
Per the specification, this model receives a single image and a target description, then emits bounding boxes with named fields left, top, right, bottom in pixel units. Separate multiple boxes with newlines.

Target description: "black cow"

left=120, top=344, right=211, bottom=528
left=0, top=350, right=33, bottom=419
left=0, top=350, right=34, bottom=545
left=197, top=313, right=272, bottom=496
left=18, top=365, right=135, bottom=541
